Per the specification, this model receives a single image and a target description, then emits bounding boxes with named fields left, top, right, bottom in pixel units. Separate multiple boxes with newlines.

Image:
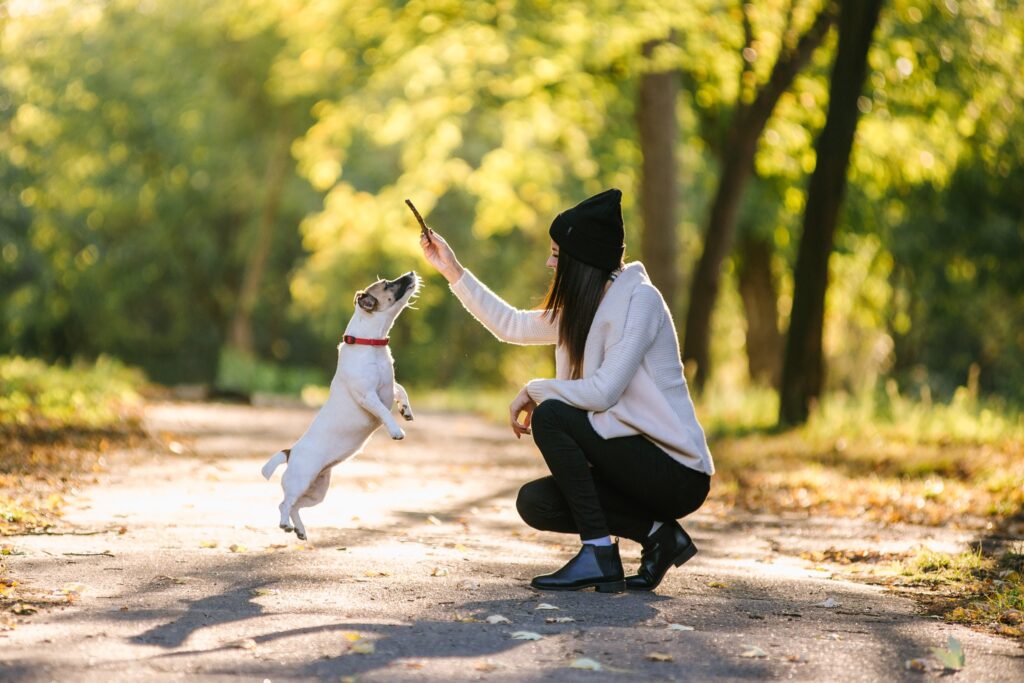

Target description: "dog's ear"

left=356, top=291, right=378, bottom=312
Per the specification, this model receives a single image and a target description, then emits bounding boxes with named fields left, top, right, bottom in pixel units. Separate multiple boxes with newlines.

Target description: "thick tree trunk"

left=229, top=121, right=292, bottom=355
left=682, top=5, right=835, bottom=390
left=737, top=233, right=782, bottom=387
left=638, top=38, right=679, bottom=311
left=778, top=0, right=884, bottom=426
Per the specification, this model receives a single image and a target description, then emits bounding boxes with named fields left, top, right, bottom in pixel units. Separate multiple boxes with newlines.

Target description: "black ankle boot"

left=625, top=521, right=697, bottom=591
left=531, top=543, right=626, bottom=593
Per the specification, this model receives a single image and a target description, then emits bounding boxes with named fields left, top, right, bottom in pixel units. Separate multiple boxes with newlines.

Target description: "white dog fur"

left=261, top=271, right=421, bottom=540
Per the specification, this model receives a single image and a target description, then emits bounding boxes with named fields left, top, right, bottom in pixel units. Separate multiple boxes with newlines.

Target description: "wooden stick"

left=404, top=199, right=431, bottom=244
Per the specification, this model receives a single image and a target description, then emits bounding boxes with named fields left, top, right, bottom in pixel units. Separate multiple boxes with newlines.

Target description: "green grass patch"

left=884, top=545, right=1024, bottom=641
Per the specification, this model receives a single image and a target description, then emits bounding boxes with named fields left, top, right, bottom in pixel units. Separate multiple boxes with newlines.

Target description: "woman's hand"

left=509, top=386, right=537, bottom=439
left=419, top=229, right=464, bottom=284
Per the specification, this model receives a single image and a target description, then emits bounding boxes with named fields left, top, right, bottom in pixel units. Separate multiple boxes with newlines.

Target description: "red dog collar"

left=343, top=335, right=389, bottom=346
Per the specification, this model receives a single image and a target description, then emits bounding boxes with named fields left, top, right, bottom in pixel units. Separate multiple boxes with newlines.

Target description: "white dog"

left=261, top=271, right=421, bottom=540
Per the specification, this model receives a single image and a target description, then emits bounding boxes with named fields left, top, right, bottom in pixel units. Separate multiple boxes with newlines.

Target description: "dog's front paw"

left=400, top=406, right=414, bottom=421
left=389, top=427, right=406, bottom=440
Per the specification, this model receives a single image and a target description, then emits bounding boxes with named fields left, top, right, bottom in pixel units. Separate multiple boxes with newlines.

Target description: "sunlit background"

left=1, top=0, right=1022, bottom=428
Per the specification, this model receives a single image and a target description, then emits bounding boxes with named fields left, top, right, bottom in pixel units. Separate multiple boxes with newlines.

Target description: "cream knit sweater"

left=449, top=262, right=715, bottom=475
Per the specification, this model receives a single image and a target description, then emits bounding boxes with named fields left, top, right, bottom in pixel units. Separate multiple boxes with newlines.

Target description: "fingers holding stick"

left=405, top=199, right=432, bottom=244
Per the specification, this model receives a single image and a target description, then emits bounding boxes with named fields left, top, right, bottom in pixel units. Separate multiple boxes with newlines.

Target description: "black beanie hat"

left=548, top=188, right=625, bottom=272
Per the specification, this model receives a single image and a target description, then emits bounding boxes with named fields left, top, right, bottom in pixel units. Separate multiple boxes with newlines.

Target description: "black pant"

left=516, top=399, right=710, bottom=543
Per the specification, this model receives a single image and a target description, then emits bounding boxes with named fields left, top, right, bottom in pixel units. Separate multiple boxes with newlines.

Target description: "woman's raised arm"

left=419, top=230, right=557, bottom=346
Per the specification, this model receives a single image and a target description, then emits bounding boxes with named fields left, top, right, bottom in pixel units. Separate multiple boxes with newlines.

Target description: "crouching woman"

left=419, top=189, right=714, bottom=593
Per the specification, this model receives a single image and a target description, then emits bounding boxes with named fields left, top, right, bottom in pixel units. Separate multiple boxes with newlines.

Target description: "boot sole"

left=532, top=579, right=626, bottom=593
left=626, top=543, right=699, bottom=591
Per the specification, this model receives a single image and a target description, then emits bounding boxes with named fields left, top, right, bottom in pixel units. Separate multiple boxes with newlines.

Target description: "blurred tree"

left=638, top=35, right=680, bottom=310
left=779, top=0, right=884, bottom=425
left=682, top=0, right=836, bottom=390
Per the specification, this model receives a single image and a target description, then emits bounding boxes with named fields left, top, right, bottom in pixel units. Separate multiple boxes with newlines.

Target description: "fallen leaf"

left=454, top=543, right=469, bottom=553
left=546, top=616, right=575, bottom=623
left=707, top=581, right=729, bottom=589
left=350, top=640, right=375, bottom=655
left=740, top=646, right=768, bottom=658
left=815, top=597, right=839, bottom=608
left=784, top=654, right=805, bottom=663
left=667, top=623, right=695, bottom=631
left=454, top=614, right=481, bottom=623
left=930, top=636, right=965, bottom=671
left=430, top=567, right=449, bottom=577
left=228, top=544, right=247, bottom=553
left=199, top=540, right=218, bottom=549
left=646, top=652, right=674, bottom=662
left=427, top=515, right=443, bottom=526
left=905, top=658, right=929, bottom=672
left=229, top=638, right=257, bottom=650
left=535, top=603, right=560, bottom=611
left=340, top=631, right=364, bottom=642
left=12, top=603, right=36, bottom=615
left=510, top=630, right=543, bottom=640
left=569, top=657, right=604, bottom=671
left=456, top=579, right=480, bottom=590
left=364, top=570, right=390, bottom=577
left=485, top=614, right=511, bottom=624
left=251, top=588, right=279, bottom=596
left=475, top=661, right=500, bottom=672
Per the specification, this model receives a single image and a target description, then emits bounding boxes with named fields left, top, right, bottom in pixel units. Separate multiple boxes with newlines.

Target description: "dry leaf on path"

left=815, top=597, right=840, bottom=608
left=546, top=616, right=575, bottom=623
left=350, top=640, right=375, bottom=655
left=905, top=658, right=929, bottom=672
left=570, top=657, right=603, bottom=671
left=229, top=638, right=257, bottom=650
left=228, top=544, right=247, bottom=553
left=485, top=614, right=511, bottom=624
left=199, top=540, right=218, bottom=548
left=430, top=567, right=449, bottom=577
left=510, top=630, right=543, bottom=640
left=667, top=623, right=695, bottom=631
left=646, top=652, right=674, bottom=662
left=930, top=636, right=965, bottom=671
left=154, top=575, right=188, bottom=585
left=427, top=515, right=443, bottom=526
left=740, top=646, right=768, bottom=658
left=707, top=581, right=729, bottom=589
left=535, top=603, right=560, bottom=610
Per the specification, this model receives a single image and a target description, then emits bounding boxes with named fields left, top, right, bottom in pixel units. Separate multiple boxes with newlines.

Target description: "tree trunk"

left=638, top=38, right=679, bottom=311
left=778, top=0, right=884, bottom=426
left=682, top=5, right=835, bottom=390
left=229, top=120, right=292, bottom=355
left=737, top=233, right=782, bottom=387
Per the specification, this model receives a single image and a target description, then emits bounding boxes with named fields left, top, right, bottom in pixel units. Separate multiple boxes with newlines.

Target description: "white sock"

left=582, top=536, right=613, bottom=547
left=648, top=521, right=663, bottom=537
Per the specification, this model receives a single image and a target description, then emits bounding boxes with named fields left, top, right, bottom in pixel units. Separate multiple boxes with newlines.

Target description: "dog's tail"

left=261, top=448, right=290, bottom=480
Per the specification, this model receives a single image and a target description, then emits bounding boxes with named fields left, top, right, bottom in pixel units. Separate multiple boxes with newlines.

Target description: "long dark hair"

left=542, top=251, right=620, bottom=379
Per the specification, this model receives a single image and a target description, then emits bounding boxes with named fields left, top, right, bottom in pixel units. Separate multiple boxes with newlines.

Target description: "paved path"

left=2, top=402, right=1021, bottom=681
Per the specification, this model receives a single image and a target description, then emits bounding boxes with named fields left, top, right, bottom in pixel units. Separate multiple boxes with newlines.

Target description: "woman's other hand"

left=419, top=229, right=464, bottom=284
left=509, top=386, right=537, bottom=439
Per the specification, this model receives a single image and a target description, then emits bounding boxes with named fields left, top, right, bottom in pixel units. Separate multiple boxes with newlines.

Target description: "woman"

left=419, top=188, right=714, bottom=593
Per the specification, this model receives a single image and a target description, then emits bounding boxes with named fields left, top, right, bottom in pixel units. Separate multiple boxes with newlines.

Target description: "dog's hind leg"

left=279, top=463, right=317, bottom=533
left=291, top=469, right=331, bottom=541
left=394, top=382, right=414, bottom=421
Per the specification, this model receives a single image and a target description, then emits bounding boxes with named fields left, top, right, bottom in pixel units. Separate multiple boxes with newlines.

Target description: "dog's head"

left=354, top=271, right=420, bottom=316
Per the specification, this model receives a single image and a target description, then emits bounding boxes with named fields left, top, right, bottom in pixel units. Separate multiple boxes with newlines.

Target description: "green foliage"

left=0, top=355, right=144, bottom=430
left=0, top=0, right=1021, bottom=404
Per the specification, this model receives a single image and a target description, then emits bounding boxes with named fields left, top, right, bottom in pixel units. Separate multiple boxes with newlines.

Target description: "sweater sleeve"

left=525, top=288, right=663, bottom=411
left=449, top=269, right=559, bottom=346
